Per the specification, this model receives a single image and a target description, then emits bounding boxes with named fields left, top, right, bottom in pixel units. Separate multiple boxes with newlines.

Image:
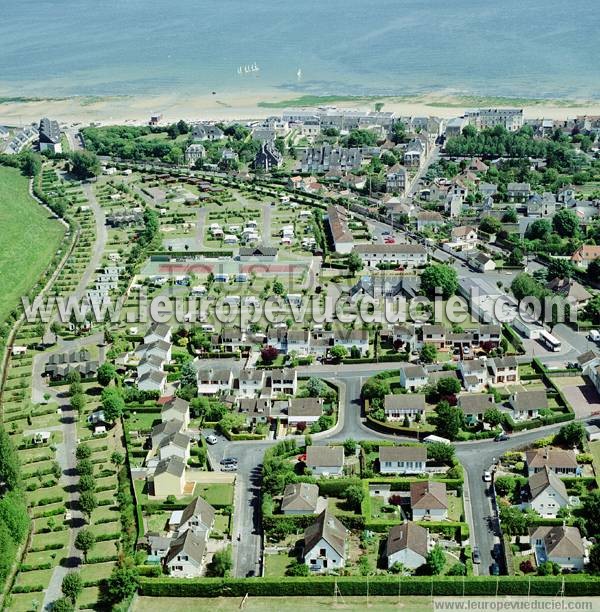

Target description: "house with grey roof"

left=530, top=525, right=585, bottom=570
left=302, top=510, right=348, bottom=572
left=458, top=394, right=496, bottom=424
left=170, top=496, right=216, bottom=535
left=525, top=447, right=579, bottom=477
left=165, top=529, right=208, bottom=577
left=383, top=394, right=426, bottom=421
left=509, top=389, right=548, bottom=421
left=39, top=117, right=62, bottom=153
left=281, top=482, right=323, bottom=515
left=160, top=397, right=190, bottom=428
left=152, top=456, right=186, bottom=498
left=399, top=364, right=428, bottom=392
left=306, top=446, right=344, bottom=476
left=525, top=466, right=569, bottom=518
left=385, top=522, right=429, bottom=570
left=287, top=398, right=324, bottom=424
left=379, top=445, right=427, bottom=475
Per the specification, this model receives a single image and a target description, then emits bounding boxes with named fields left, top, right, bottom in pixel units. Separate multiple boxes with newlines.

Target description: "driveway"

left=553, top=376, right=600, bottom=418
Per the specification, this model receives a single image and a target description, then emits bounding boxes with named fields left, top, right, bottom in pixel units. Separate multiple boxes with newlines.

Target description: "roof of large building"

left=353, top=244, right=427, bottom=255
left=385, top=522, right=428, bottom=559
left=303, top=510, right=347, bottom=557
left=39, top=117, right=60, bottom=144
left=327, top=204, right=354, bottom=245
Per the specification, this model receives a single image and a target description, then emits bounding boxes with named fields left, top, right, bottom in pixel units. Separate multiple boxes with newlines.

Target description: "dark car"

left=472, top=547, right=481, bottom=564
left=490, top=562, right=500, bottom=576
left=495, top=434, right=509, bottom=442
left=220, top=457, right=238, bottom=465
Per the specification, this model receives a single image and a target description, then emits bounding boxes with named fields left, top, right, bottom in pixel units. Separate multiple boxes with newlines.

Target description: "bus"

left=539, top=330, right=561, bottom=352
left=423, top=434, right=452, bottom=445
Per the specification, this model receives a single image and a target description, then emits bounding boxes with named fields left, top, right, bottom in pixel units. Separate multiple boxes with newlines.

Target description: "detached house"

left=385, top=522, right=429, bottom=570
left=383, top=394, right=426, bottom=422
left=303, top=510, right=348, bottom=572
left=238, top=398, right=271, bottom=425
left=459, top=394, right=496, bottom=424
left=489, top=356, right=519, bottom=384
left=306, top=446, right=344, bottom=476
left=170, top=496, right=216, bottom=535
left=525, top=448, right=579, bottom=477
left=410, top=481, right=448, bottom=520
left=399, top=365, right=428, bottom=392
left=507, top=182, right=531, bottom=202
left=165, top=529, right=207, bottom=577
left=281, top=483, right=322, bottom=515
left=288, top=398, right=324, bottom=425
left=509, top=389, right=547, bottom=421
left=450, top=226, right=478, bottom=250
left=379, top=445, right=427, bottom=475
left=530, top=525, right=585, bottom=570
left=526, top=466, right=569, bottom=518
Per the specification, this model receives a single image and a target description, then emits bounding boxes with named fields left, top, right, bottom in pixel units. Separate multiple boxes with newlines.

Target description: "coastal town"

left=3, top=104, right=600, bottom=610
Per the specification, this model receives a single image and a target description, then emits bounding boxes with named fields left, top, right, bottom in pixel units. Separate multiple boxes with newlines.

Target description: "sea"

left=1, top=0, right=599, bottom=101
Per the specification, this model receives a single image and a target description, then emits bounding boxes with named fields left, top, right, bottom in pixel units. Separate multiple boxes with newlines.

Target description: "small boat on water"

left=297, top=68, right=302, bottom=80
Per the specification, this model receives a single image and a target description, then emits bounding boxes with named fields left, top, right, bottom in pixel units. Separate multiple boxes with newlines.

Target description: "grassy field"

left=0, top=165, right=64, bottom=322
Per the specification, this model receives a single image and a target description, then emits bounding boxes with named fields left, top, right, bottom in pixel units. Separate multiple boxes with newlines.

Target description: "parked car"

left=472, top=547, right=481, bottom=564
left=221, top=463, right=238, bottom=472
left=589, top=330, right=600, bottom=343
left=483, top=471, right=492, bottom=482
left=490, top=562, right=500, bottom=576
left=494, top=434, right=509, bottom=442
left=220, top=457, right=238, bottom=465
left=206, top=435, right=218, bottom=445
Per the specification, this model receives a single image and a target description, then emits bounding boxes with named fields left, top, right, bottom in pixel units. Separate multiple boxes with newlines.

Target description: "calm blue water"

left=1, top=0, right=599, bottom=99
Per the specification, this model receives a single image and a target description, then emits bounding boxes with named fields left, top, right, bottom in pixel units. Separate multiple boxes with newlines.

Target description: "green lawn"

left=195, top=483, right=234, bottom=507
left=590, top=440, right=600, bottom=486
left=0, top=165, right=65, bottom=322
left=264, top=552, right=294, bottom=577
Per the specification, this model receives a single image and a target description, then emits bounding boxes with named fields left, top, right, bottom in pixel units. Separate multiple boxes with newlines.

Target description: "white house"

left=509, top=389, right=547, bottom=421
left=306, top=446, right=344, bottom=476
left=197, top=367, right=234, bottom=395
left=238, top=369, right=266, bottom=398
left=410, top=481, right=448, bottom=521
left=281, top=482, right=321, bottom=515
left=385, top=522, right=429, bottom=570
left=333, top=329, right=370, bottom=356
left=526, top=466, right=569, bottom=518
left=489, top=356, right=519, bottom=384
left=165, top=529, right=207, bottom=577
left=170, top=496, right=216, bottom=534
left=144, top=322, right=172, bottom=345
left=530, top=525, right=585, bottom=570
left=352, top=244, right=428, bottom=268
left=399, top=365, right=428, bottom=392
left=383, top=394, right=426, bottom=422
left=379, top=445, right=427, bottom=475
left=157, top=431, right=191, bottom=462
left=287, top=398, right=324, bottom=425
left=303, top=510, right=348, bottom=572
left=270, top=368, right=298, bottom=396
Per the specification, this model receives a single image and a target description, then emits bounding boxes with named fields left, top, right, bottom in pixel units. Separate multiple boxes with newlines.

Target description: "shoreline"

left=2, top=89, right=600, bottom=126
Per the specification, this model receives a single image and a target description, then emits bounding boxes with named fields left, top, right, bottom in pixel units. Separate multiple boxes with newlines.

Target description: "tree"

left=499, top=504, right=530, bottom=536
left=588, top=543, right=600, bottom=574
left=436, top=377, right=461, bottom=396
left=547, top=258, right=574, bottom=280
left=537, top=560, right=561, bottom=576
left=206, top=546, right=233, bottom=577
left=217, top=412, right=246, bottom=434
left=344, top=484, right=365, bottom=512
left=70, top=393, right=86, bottom=416
left=421, top=264, right=458, bottom=299
left=553, top=209, right=579, bottom=238
left=483, top=406, right=503, bottom=427
left=272, top=279, right=285, bottom=295
left=96, top=362, right=117, bottom=387
left=582, top=491, right=600, bottom=538
left=556, top=421, right=585, bottom=447
left=75, top=444, right=91, bottom=461
left=329, top=345, right=348, bottom=362
left=494, top=475, right=516, bottom=497
left=260, top=346, right=279, bottom=364
left=362, top=378, right=390, bottom=401
left=76, top=458, right=93, bottom=476
left=447, top=562, right=466, bottom=576
left=426, top=544, right=446, bottom=575
left=346, top=252, right=363, bottom=275
left=20, top=150, right=42, bottom=177
left=69, top=380, right=83, bottom=397
left=0, top=427, right=21, bottom=490
left=343, top=439, right=357, bottom=456
left=501, top=208, right=517, bottom=223
left=74, top=528, right=96, bottom=562
left=111, top=451, right=124, bottom=466
left=79, top=474, right=96, bottom=492
left=51, top=598, right=74, bottom=612
left=286, top=560, right=309, bottom=576
left=584, top=294, right=600, bottom=325
left=101, top=388, right=125, bottom=422
left=511, top=273, right=546, bottom=302
left=70, top=151, right=101, bottom=180
left=506, top=247, right=524, bottom=267
left=479, top=216, right=502, bottom=235
left=420, top=343, right=438, bottom=364
left=105, top=565, right=139, bottom=604
left=306, top=377, right=325, bottom=398
left=426, top=441, right=455, bottom=464
left=435, top=401, right=463, bottom=440
left=0, top=490, right=29, bottom=544
left=526, top=218, right=552, bottom=241
left=79, top=491, right=97, bottom=520
left=61, top=572, right=82, bottom=604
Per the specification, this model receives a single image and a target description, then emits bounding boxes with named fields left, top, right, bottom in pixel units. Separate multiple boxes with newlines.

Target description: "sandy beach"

left=2, top=89, right=600, bottom=127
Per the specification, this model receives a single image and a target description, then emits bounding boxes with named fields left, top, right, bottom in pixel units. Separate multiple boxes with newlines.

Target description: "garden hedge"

left=138, top=575, right=600, bottom=597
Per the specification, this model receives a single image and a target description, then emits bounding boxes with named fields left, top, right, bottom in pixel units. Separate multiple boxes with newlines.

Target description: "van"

left=589, top=330, right=600, bottom=343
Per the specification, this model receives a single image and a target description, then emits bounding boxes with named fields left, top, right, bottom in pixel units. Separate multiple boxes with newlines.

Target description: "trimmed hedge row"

left=138, top=575, right=600, bottom=597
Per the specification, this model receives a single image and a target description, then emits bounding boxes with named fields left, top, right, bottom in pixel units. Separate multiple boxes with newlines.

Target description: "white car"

left=483, top=471, right=492, bottom=482
left=206, top=435, right=218, bottom=445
